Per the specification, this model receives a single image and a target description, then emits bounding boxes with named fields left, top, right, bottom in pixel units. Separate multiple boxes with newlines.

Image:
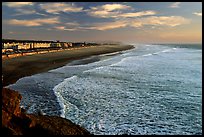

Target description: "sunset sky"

left=2, top=2, right=202, bottom=44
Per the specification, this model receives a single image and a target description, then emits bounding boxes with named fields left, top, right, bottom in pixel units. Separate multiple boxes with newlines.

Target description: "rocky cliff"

left=2, top=88, right=92, bottom=135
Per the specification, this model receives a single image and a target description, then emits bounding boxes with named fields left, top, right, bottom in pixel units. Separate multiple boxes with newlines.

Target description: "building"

left=33, top=42, right=51, bottom=48
left=50, top=42, right=61, bottom=48
left=18, top=43, right=31, bottom=50
left=2, top=39, right=90, bottom=52
left=2, top=42, right=17, bottom=49
left=60, top=42, right=72, bottom=48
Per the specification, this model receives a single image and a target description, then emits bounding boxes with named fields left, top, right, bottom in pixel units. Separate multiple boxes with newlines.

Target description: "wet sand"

left=2, top=45, right=134, bottom=87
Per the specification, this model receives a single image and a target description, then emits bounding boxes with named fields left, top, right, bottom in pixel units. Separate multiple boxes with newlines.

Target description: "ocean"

left=7, top=44, right=202, bottom=135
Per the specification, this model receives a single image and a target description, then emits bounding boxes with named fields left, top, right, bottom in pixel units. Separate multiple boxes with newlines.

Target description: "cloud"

left=6, top=17, right=60, bottom=26
left=66, top=22, right=80, bottom=26
left=54, top=26, right=66, bottom=30
left=85, top=16, right=190, bottom=31
left=129, top=21, right=143, bottom=27
left=6, top=15, right=189, bottom=31
left=63, top=28, right=77, bottom=31
left=3, top=2, right=34, bottom=7
left=3, top=2, right=39, bottom=16
left=13, top=9, right=48, bottom=16
left=87, top=3, right=132, bottom=18
left=169, top=2, right=181, bottom=8
left=54, top=21, right=80, bottom=31
left=87, top=10, right=118, bottom=18
left=193, top=12, right=202, bottom=16
left=97, top=3, right=132, bottom=11
left=54, top=26, right=78, bottom=31
left=88, top=9, right=156, bottom=18
left=85, top=20, right=128, bottom=31
left=88, top=4, right=156, bottom=19
left=14, top=9, right=36, bottom=15
left=131, top=16, right=190, bottom=27
left=39, top=3, right=83, bottom=14
left=119, top=10, right=156, bottom=18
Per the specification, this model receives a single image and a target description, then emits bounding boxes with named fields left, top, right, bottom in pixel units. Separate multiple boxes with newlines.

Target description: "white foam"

left=142, top=48, right=174, bottom=57
left=67, top=63, right=90, bottom=68
left=161, top=49, right=172, bottom=53
left=53, top=75, right=78, bottom=118
left=83, top=66, right=105, bottom=73
left=48, top=65, right=68, bottom=73
left=110, top=47, right=177, bottom=67
left=142, top=53, right=153, bottom=57
left=109, top=56, right=134, bottom=67
left=99, top=51, right=122, bottom=57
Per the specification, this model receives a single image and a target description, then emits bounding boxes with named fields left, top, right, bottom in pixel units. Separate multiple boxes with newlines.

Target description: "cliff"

left=2, top=88, right=92, bottom=135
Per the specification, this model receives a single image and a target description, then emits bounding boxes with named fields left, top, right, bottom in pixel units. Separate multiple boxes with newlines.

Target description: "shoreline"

left=67, top=50, right=123, bottom=66
left=2, top=44, right=134, bottom=87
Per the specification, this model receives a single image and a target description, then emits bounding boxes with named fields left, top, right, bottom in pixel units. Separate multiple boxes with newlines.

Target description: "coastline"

left=2, top=44, right=134, bottom=135
left=2, top=44, right=134, bottom=87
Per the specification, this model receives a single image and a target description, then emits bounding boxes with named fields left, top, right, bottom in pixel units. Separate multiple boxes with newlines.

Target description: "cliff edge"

left=2, top=88, right=92, bottom=135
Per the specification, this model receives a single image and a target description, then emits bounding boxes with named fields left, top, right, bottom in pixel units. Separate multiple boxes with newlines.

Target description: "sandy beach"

left=2, top=45, right=134, bottom=87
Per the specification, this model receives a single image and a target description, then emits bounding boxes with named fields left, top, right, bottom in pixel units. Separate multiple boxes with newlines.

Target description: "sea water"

left=7, top=44, right=202, bottom=135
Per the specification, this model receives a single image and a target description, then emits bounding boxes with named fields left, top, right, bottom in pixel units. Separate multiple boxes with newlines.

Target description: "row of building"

left=2, top=40, right=73, bottom=50
left=2, top=39, right=91, bottom=53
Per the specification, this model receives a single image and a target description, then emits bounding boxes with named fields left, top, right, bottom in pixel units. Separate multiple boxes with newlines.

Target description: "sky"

left=2, top=2, right=202, bottom=44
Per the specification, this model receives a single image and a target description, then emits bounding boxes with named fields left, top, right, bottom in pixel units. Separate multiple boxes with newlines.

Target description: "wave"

left=53, top=75, right=78, bottom=118
left=142, top=48, right=176, bottom=57
left=83, top=66, right=105, bottom=73
left=109, top=56, right=136, bottom=67
left=109, top=47, right=179, bottom=67
left=99, top=51, right=123, bottom=57
left=142, top=53, right=153, bottom=57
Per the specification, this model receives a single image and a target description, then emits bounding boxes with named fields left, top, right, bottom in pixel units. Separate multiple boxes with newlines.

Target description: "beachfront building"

left=2, top=39, right=98, bottom=53
left=50, top=42, right=61, bottom=48
left=2, top=40, right=52, bottom=49
left=33, top=42, right=51, bottom=48
left=18, top=43, right=31, bottom=50
left=60, top=42, right=72, bottom=48
left=2, top=42, right=17, bottom=49
left=2, top=42, right=16, bottom=54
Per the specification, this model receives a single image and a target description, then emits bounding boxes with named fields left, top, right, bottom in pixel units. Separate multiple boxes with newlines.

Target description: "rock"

left=26, top=115, right=91, bottom=135
left=2, top=88, right=22, bottom=116
left=2, top=88, right=92, bottom=135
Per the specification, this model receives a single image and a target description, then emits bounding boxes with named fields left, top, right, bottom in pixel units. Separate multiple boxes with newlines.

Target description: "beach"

left=2, top=44, right=134, bottom=87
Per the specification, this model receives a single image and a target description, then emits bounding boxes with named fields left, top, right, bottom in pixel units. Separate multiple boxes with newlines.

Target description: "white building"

left=33, top=43, right=51, bottom=48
